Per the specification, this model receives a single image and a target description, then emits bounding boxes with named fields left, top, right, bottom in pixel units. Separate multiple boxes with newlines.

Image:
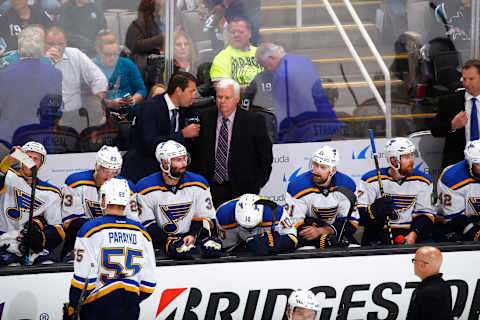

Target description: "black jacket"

left=189, top=106, right=273, bottom=196
left=406, top=273, right=453, bottom=320
left=429, top=90, right=466, bottom=169
left=121, top=94, right=186, bottom=183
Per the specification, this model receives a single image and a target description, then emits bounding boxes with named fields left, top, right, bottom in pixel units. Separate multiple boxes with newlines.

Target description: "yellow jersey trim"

left=83, top=223, right=152, bottom=242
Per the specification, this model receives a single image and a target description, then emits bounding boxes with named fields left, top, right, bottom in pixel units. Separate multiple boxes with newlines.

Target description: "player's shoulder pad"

left=65, top=170, right=95, bottom=188
left=439, top=160, right=473, bottom=190
left=331, top=171, right=356, bottom=192
left=136, top=172, right=165, bottom=195
left=362, top=168, right=389, bottom=183
left=77, top=216, right=107, bottom=238
left=216, top=198, right=238, bottom=228
left=78, top=216, right=152, bottom=241
left=117, top=175, right=136, bottom=193
left=37, top=179, right=62, bottom=198
left=179, top=171, right=209, bottom=190
left=406, top=168, right=432, bottom=185
left=287, top=171, right=314, bottom=198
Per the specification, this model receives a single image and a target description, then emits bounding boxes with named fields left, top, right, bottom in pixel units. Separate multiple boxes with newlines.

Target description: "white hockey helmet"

left=310, top=146, right=339, bottom=176
left=287, top=289, right=320, bottom=320
left=99, top=178, right=130, bottom=209
left=22, top=141, right=47, bottom=163
left=155, top=140, right=190, bottom=179
left=385, top=137, right=415, bottom=171
left=235, top=194, right=263, bottom=228
left=465, top=140, right=480, bottom=178
left=96, top=145, right=122, bottom=170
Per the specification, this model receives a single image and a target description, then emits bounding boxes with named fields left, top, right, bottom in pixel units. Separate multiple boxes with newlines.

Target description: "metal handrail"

left=322, top=0, right=392, bottom=138
left=296, top=0, right=303, bottom=28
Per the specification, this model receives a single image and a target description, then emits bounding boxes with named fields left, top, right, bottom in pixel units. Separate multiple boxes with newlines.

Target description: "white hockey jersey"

left=216, top=197, right=297, bottom=251
left=0, top=168, right=63, bottom=235
left=285, top=171, right=359, bottom=234
left=61, top=170, right=139, bottom=228
left=71, top=215, right=156, bottom=305
left=357, top=167, right=434, bottom=229
left=136, top=171, right=215, bottom=235
left=436, top=160, right=480, bottom=222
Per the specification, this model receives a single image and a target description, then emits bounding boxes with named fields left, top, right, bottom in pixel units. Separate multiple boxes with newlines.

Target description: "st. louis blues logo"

left=160, top=202, right=193, bottom=233
left=311, top=205, right=338, bottom=222
left=6, top=188, right=44, bottom=220
left=85, top=199, right=104, bottom=218
left=468, top=197, right=480, bottom=216
left=387, top=193, right=417, bottom=221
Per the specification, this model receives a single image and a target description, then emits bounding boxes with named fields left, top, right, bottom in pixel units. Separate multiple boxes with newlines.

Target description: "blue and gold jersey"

left=216, top=197, right=297, bottom=251
left=61, top=170, right=139, bottom=228
left=285, top=171, right=359, bottom=234
left=437, top=160, right=480, bottom=222
left=357, top=167, right=434, bottom=228
left=70, top=215, right=156, bottom=306
left=0, top=169, right=63, bottom=237
left=136, top=171, right=215, bottom=235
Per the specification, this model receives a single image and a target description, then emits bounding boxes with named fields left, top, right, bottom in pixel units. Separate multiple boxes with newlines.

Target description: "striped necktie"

left=170, top=108, right=178, bottom=133
left=214, top=117, right=229, bottom=183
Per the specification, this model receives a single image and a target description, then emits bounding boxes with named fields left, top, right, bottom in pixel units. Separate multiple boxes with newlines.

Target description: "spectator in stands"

left=148, top=83, right=165, bottom=98
left=121, top=71, right=200, bottom=183
left=125, top=0, right=165, bottom=88
left=0, top=0, right=52, bottom=51
left=93, top=30, right=147, bottom=115
left=78, top=110, right=121, bottom=152
left=209, top=16, right=263, bottom=90
left=12, top=94, right=79, bottom=154
left=0, top=24, right=53, bottom=69
left=255, top=42, right=342, bottom=143
left=173, top=30, right=198, bottom=76
left=189, top=79, right=272, bottom=208
left=0, top=142, right=63, bottom=266
left=45, top=26, right=108, bottom=132
left=202, top=0, right=261, bottom=46
left=429, top=59, right=480, bottom=169
left=0, top=0, right=64, bottom=14
left=58, top=0, right=106, bottom=57
left=0, top=25, right=62, bottom=144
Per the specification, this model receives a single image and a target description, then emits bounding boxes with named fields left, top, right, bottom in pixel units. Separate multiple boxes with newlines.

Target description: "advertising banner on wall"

left=40, top=135, right=445, bottom=203
left=0, top=250, right=479, bottom=319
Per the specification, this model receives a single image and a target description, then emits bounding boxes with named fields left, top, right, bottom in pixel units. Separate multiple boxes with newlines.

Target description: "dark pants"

left=210, top=181, right=236, bottom=209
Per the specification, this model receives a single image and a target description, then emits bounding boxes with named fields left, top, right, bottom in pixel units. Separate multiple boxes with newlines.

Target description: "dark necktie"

left=170, top=108, right=178, bottom=133
left=472, top=98, right=479, bottom=141
left=214, top=117, right=229, bottom=184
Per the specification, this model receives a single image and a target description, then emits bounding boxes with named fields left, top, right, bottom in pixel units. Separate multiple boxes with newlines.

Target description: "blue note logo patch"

left=85, top=199, right=104, bottom=218
left=161, top=202, right=193, bottom=233
left=387, top=193, right=416, bottom=221
left=311, top=205, right=338, bottom=222
left=468, top=197, right=480, bottom=215
left=6, top=188, right=44, bottom=220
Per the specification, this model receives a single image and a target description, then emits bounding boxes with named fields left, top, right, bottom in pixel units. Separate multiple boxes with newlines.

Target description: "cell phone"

left=123, top=93, right=131, bottom=100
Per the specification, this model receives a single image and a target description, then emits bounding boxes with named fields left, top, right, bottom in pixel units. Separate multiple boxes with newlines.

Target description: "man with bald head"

left=407, top=246, right=453, bottom=320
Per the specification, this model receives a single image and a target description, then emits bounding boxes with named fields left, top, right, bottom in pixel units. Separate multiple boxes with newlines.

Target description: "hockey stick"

left=75, top=262, right=95, bottom=320
left=334, top=186, right=357, bottom=244
left=368, top=129, right=394, bottom=245
left=10, top=149, right=39, bottom=265
left=339, top=64, right=360, bottom=108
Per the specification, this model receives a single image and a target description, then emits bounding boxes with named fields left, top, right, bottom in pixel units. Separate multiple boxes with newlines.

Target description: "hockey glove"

left=165, top=237, right=195, bottom=259
left=464, top=224, right=480, bottom=242
left=62, top=302, right=76, bottom=320
left=245, top=230, right=278, bottom=256
left=317, top=234, right=343, bottom=249
left=368, top=197, right=394, bottom=223
left=200, top=237, right=222, bottom=258
left=20, top=224, right=45, bottom=254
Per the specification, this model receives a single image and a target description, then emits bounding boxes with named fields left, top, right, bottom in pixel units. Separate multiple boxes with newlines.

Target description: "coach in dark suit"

left=407, top=246, right=453, bottom=320
left=429, top=59, right=480, bottom=169
left=189, top=79, right=273, bottom=208
left=121, top=72, right=200, bottom=183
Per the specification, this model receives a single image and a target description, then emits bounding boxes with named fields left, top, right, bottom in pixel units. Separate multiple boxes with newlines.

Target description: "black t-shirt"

left=243, top=70, right=274, bottom=111
left=0, top=5, right=52, bottom=51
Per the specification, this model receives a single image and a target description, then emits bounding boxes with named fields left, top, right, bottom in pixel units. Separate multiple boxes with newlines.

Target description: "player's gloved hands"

left=368, top=197, right=394, bottom=222
left=200, top=237, right=222, bottom=258
left=464, top=224, right=480, bottom=242
left=62, top=302, right=76, bottom=320
left=316, top=234, right=348, bottom=249
left=166, top=237, right=195, bottom=259
left=246, top=230, right=278, bottom=256
left=20, top=224, right=45, bottom=254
